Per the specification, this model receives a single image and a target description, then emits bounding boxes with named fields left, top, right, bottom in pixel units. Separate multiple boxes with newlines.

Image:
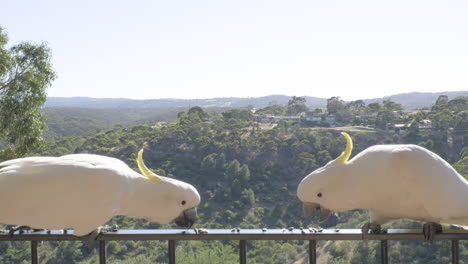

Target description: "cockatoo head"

left=297, top=132, right=353, bottom=223
left=135, top=149, right=200, bottom=227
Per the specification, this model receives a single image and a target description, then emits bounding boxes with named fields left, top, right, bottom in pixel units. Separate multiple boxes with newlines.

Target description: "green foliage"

left=43, top=107, right=183, bottom=138
left=248, top=240, right=302, bottom=263
left=430, top=108, right=461, bottom=131
left=224, top=160, right=250, bottom=185
left=241, top=188, right=256, bottom=206
left=294, top=152, right=317, bottom=176
left=454, top=156, right=468, bottom=179
left=372, top=99, right=404, bottom=130
left=430, top=96, right=468, bottom=131
left=329, top=241, right=351, bottom=259
left=448, top=96, right=468, bottom=112
left=0, top=26, right=56, bottom=160
left=225, top=159, right=241, bottom=180
left=175, top=241, right=238, bottom=264
left=383, top=99, right=403, bottom=111
left=287, top=96, right=308, bottom=115
left=255, top=103, right=286, bottom=115
left=350, top=241, right=378, bottom=264
left=327, top=96, right=345, bottom=115
left=188, top=106, right=209, bottom=119
left=316, top=150, right=332, bottom=166
left=406, top=120, right=420, bottom=140
left=0, top=242, right=31, bottom=263
left=222, top=108, right=252, bottom=120
left=367, top=102, right=381, bottom=113
left=461, top=147, right=468, bottom=159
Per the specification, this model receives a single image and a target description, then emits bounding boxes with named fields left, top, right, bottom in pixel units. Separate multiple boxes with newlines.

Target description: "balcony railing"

left=1, top=228, right=468, bottom=264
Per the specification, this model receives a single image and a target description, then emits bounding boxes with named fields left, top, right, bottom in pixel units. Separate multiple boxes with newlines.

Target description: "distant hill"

left=45, top=95, right=327, bottom=109
left=364, top=91, right=468, bottom=109
left=45, top=91, right=468, bottom=109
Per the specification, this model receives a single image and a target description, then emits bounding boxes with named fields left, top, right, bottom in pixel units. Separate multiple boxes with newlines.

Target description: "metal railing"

left=1, top=228, right=468, bottom=264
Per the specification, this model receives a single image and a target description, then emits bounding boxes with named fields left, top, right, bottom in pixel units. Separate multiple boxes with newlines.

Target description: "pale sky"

left=2, top=0, right=467, bottom=100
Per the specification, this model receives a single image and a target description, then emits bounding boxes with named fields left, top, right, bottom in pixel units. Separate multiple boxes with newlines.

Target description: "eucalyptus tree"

left=0, top=26, right=56, bottom=160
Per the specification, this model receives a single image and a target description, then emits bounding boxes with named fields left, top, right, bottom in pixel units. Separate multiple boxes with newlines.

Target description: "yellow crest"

left=137, top=149, right=161, bottom=183
left=336, top=132, right=353, bottom=164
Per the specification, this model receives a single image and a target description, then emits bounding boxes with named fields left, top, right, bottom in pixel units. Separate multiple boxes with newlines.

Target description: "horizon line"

left=46, top=90, right=467, bottom=102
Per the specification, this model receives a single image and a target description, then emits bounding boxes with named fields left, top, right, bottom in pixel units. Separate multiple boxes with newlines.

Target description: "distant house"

left=357, top=112, right=378, bottom=119
left=275, top=116, right=301, bottom=122
left=304, top=111, right=322, bottom=122
left=151, top=122, right=166, bottom=129
left=419, top=119, right=432, bottom=129
left=392, top=123, right=408, bottom=129
left=324, top=115, right=336, bottom=123
left=390, top=119, right=432, bottom=130
left=253, top=114, right=275, bottom=123
left=202, top=117, right=214, bottom=124
left=253, top=114, right=301, bottom=123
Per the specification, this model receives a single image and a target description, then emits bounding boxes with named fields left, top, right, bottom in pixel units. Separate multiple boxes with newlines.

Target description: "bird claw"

left=85, top=225, right=119, bottom=249
left=361, top=222, right=381, bottom=234
left=98, top=224, right=119, bottom=233
left=8, top=226, right=42, bottom=237
left=361, top=222, right=381, bottom=240
left=422, top=222, right=442, bottom=244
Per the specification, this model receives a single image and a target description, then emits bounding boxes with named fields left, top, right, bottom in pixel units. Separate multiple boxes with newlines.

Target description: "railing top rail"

left=2, top=229, right=468, bottom=241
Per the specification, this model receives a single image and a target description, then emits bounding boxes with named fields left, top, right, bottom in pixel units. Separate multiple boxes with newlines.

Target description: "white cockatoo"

left=0, top=149, right=200, bottom=236
left=297, top=132, right=468, bottom=241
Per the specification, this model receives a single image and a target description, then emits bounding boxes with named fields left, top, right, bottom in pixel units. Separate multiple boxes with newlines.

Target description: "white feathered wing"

left=0, top=154, right=134, bottom=236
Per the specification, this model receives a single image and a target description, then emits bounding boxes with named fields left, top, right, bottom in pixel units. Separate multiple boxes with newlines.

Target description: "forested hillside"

left=42, top=91, right=468, bottom=138
left=43, top=107, right=183, bottom=137
left=42, top=107, right=233, bottom=137
left=1, top=96, right=468, bottom=263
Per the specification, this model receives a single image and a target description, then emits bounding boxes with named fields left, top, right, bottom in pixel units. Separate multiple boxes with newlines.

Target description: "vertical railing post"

left=452, top=240, right=459, bottom=264
left=380, top=240, right=388, bottom=264
left=240, top=240, right=247, bottom=264
left=168, top=240, right=176, bottom=264
left=309, top=240, right=316, bottom=264
left=99, top=240, right=106, bottom=264
left=31, top=241, right=38, bottom=264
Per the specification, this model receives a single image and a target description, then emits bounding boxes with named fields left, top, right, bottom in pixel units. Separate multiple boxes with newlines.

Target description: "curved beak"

left=303, top=202, right=332, bottom=223
left=319, top=207, right=332, bottom=223
left=174, top=207, right=198, bottom=228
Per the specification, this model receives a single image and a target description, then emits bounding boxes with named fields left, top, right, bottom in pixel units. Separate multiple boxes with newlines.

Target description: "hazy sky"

left=2, top=0, right=467, bottom=100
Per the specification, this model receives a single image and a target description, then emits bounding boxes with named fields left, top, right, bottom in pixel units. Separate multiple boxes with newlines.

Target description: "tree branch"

left=0, top=60, right=33, bottom=91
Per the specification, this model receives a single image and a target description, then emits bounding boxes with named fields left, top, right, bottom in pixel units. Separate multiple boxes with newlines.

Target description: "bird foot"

left=99, top=224, right=119, bottom=233
left=423, top=222, right=442, bottom=243
left=85, top=225, right=119, bottom=248
left=361, top=222, right=382, bottom=234
left=8, top=226, right=42, bottom=237
left=361, top=222, right=382, bottom=240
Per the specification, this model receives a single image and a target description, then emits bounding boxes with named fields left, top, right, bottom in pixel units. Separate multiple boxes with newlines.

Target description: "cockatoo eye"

left=181, top=200, right=186, bottom=205
left=317, top=193, right=322, bottom=198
